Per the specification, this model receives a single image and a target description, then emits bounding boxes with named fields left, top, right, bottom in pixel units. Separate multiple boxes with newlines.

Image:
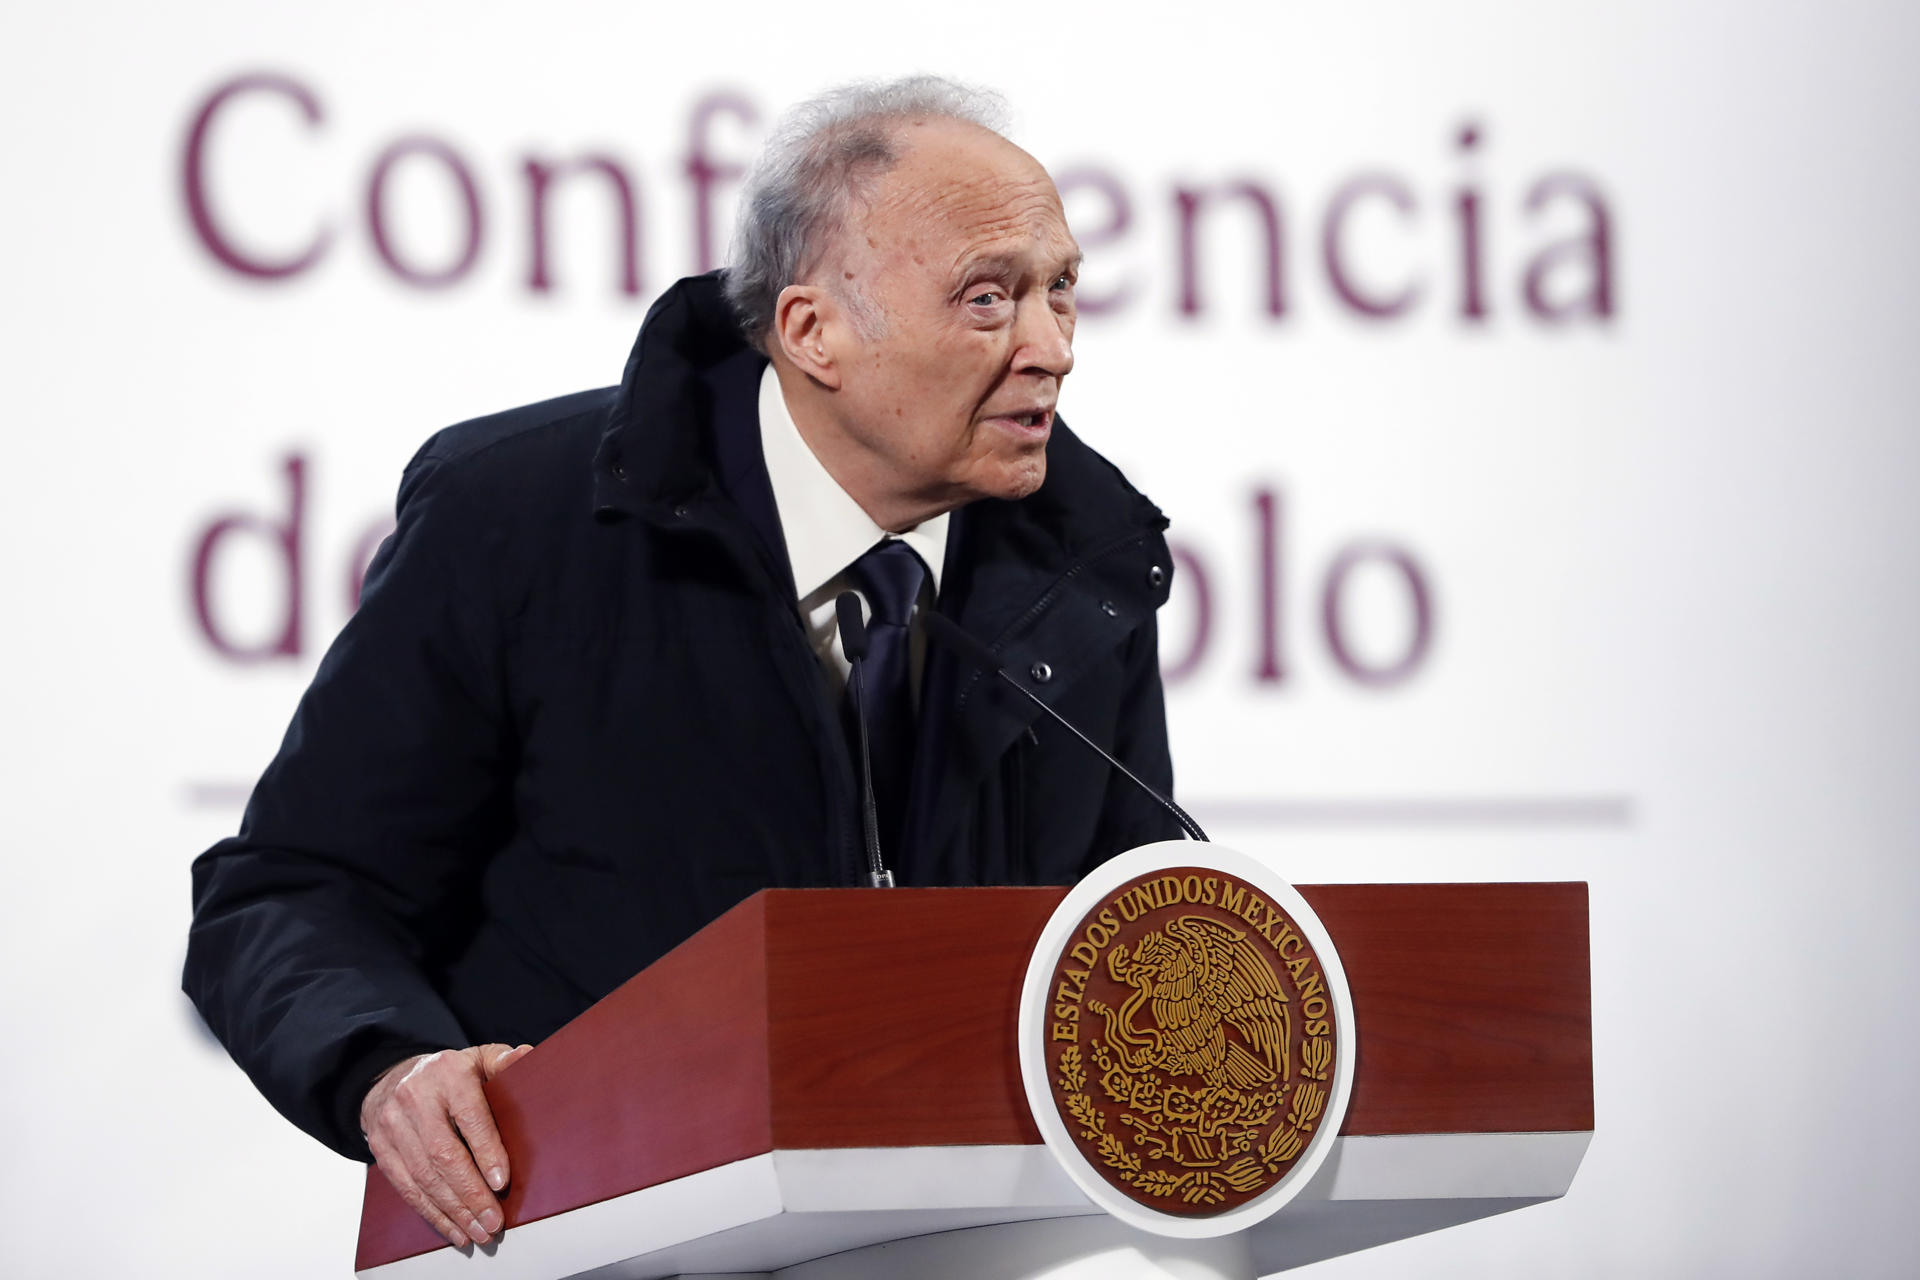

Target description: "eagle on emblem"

left=1092, top=914, right=1292, bottom=1090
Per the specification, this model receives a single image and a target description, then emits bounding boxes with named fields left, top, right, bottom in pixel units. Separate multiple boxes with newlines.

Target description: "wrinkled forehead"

left=854, top=120, right=1077, bottom=268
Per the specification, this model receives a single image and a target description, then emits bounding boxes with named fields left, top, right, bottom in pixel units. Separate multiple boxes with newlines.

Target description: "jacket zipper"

left=1004, top=726, right=1036, bottom=882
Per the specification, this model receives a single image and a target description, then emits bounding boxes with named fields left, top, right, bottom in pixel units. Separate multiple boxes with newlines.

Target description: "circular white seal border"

left=1017, top=841, right=1359, bottom=1238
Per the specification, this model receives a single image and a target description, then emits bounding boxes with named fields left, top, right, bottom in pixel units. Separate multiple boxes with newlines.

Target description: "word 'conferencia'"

left=183, top=73, right=1618, bottom=326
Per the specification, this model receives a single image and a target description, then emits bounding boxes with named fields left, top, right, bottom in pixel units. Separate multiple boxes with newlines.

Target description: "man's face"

left=820, top=120, right=1081, bottom=518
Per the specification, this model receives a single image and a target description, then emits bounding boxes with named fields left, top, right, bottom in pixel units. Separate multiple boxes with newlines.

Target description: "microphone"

left=921, top=611, right=1208, bottom=842
left=835, top=592, right=894, bottom=887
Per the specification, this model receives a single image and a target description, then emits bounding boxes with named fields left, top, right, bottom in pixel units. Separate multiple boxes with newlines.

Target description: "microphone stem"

left=848, top=660, right=893, bottom=886
left=992, top=669, right=1209, bottom=842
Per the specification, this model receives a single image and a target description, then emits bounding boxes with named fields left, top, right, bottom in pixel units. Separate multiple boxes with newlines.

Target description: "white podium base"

left=683, top=1215, right=1253, bottom=1280
left=363, top=1133, right=1590, bottom=1280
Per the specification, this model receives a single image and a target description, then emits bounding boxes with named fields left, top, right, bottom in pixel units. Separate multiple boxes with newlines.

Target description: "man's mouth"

left=988, top=408, right=1053, bottom=437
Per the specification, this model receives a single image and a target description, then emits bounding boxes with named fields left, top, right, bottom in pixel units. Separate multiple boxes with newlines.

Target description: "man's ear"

left=773, top=285, right=842, bottom=389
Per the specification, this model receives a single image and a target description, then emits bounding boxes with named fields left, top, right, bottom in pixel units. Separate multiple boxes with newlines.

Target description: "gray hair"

left=724, top=75, right=1012, bottom=350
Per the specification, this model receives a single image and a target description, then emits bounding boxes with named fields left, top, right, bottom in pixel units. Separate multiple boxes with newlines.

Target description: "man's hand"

left=360, top=1044, right=534, bottom=1248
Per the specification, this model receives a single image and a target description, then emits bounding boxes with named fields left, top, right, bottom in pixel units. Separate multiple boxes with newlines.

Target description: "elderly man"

left=185, top=77, right=1179, bottom=1250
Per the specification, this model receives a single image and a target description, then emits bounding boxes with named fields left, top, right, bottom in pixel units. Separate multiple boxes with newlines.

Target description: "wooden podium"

left=354, top=884, right=1591, bottom=1278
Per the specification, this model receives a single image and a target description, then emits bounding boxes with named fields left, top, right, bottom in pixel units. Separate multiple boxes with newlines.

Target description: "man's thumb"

left=481, top=1042, right=535, bottom=1078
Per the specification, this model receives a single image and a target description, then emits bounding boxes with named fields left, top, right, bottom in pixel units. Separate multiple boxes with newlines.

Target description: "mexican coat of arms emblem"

left=1033, top=860, right=1346, bottom=1219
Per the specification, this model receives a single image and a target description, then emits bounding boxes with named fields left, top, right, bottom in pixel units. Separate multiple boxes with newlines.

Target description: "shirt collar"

left=758, top=362, right=948, bottom=598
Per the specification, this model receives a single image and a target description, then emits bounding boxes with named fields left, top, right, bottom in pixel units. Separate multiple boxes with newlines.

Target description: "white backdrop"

left=2, top=2, right=1916, bottom=1276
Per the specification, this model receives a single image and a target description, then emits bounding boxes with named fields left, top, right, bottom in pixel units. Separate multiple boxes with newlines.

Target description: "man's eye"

left=969, top=291, right=1004, bottom=306
left=1051, top=274, right=1073, bottom=291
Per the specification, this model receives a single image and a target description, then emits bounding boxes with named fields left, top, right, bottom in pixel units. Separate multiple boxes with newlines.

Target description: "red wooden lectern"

left=354, top=884, right=1591, bottom=1279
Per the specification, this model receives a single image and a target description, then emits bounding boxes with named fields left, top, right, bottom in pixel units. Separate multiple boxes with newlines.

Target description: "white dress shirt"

left=757, top=363, right=949, bottom=702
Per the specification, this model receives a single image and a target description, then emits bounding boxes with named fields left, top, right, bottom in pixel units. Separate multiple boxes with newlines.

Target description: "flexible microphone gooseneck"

left=835, top=591, right=894, bottom=887
left=921, top=610, right=1209, bottom=843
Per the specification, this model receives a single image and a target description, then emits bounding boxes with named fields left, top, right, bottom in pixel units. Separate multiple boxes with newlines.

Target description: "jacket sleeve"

left=183, top=444, right=513, bottom=1160
left=1083, top=611, right=1185, bottom=872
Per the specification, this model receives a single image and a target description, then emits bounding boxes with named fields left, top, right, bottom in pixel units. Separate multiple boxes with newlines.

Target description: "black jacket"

left=184, top=273, right=1180, bottom=1160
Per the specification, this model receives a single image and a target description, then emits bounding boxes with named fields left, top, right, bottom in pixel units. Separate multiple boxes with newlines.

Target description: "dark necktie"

left=844, top=538, right=928, bottom=862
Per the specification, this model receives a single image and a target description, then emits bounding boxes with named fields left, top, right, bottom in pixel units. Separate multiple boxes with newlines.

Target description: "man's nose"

left=1015, top=301, right=1074, bottom=378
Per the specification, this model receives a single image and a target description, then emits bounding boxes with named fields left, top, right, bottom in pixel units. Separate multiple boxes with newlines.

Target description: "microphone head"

left=921, top=609, right=1002, bottom=673
left=835, top=591, right=870, bottom=661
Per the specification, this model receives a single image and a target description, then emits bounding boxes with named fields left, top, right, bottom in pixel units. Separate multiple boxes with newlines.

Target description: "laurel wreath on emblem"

left=1052, top=913, right=1335, bottom=1206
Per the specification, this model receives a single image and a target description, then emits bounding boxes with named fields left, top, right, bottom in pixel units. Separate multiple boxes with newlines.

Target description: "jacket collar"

left=591, top=273, right=749, bottom=518
left=591, top=271, right=1166, bottom=553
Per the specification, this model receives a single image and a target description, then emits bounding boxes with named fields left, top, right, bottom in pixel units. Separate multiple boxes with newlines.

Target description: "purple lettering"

left=1160, top=543, right=1212, bottom=685
left=1322, top=174, right=1420, bottom=318
left=1253, top=486, right=1286, bottom=683
left=182, top=73, right=331, bottom=279
left=1056, top=167, right=1135, bottom=315
left=1523, top=174, right=1615, bottom=321
left=191, top=454, right=305, bottom=662
left=1175, top=180, right=1286, bottom=319
left=1455, top=122, right=1487, bottom=320
left=685, top=93, right=758, bottom=274
left=525, top=154, right=641, bottom=296
left=345, top=515, right=396, bottom=612
left=367, top=136, right=484, bottom=287
left=1321, top=542, right=1434, bottom=687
